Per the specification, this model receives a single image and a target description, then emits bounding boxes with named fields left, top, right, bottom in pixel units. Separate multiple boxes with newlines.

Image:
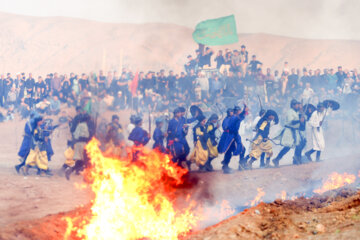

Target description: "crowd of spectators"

left=0, top=45, right=359, bottom=123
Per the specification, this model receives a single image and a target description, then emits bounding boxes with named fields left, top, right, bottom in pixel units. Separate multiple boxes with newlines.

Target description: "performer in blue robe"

left=167, top=107, right=193, bottom=169
left=153, top=118, right=166, bottom=153
left=41, top=122, right=59, bottom=162
left=15, top=112, right=38, bottom=173
left=217, top=108, right=234, bottom=153
left=128, top=116, right=150, bottom=146
left=128, top=116, right=150, bottom=162
left=218, top=106, right=248, bottom=173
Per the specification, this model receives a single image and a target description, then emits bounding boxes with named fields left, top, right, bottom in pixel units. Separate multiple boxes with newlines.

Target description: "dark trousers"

left=259, top=153, right=266, bottom=166
left=295, top=138, right=306, bottom=159
left=306, top=149, right=321, bottom=161
left=274, top=146, right=291, bottom=162
left=238, top=145, right=247, bottom=166
left=222, top=142, right=235, bottom=167
left=15, top=153, right=29, bottom=169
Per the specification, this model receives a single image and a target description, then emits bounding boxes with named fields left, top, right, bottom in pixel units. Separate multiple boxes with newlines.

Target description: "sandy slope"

left=1, top=12, right=360, bottom=75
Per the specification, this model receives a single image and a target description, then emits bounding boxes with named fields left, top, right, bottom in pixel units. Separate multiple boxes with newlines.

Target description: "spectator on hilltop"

left=214, top=50, right=225, bottom=70
left=185, top=55, right=197, bottom=74
left=249, top=55, right=262, bottom=74
left=231, top=50, right=242, bottom=73
left=240, top=45, right=248, bottom=73
left=51, top=72, right=62, bottom=95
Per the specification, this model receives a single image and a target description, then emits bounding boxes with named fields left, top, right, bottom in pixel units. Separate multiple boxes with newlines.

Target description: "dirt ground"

left=188, top=189, right=360, bottom=240
left=0, top=112, right=359, bottom=239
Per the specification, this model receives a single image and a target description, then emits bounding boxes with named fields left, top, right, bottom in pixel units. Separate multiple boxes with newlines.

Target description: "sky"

left=0, top=0, right=360, bottom=40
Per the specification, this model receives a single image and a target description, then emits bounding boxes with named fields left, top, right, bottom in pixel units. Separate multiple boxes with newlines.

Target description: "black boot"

left=305, top=149, right=315, bottom=162
left=272, top=157, right=280, bottom=168
left=222, top=165, right=233, bottom=174
left=265, top=157, right=271, bottom=168
left=186, top=160, right=192, bottom=171
left=65, top=167, right=74, bottom=180
left=44, top=169, right=53, bottom=176
left=316, top=151, right=321, bottom=162
left=239, top=155, right=249, bottom=171
left=23, top=165, right=29, bottom=176
left=198, top=164, right=205, bottom=172
left=15, top=164, right=22, bottom=174
left=259, top=153, right=265, bottom=168
left=247, top=157, right=256, bottom=170
left=204, top=158, right=214, bottom=172
left=293, top=156, right=301, bottom=165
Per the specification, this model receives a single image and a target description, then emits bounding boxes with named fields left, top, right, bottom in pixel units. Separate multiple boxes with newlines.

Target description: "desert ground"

left=0, top=109, right=359, bottom=239
left=0, top=11, right=360, bottom=240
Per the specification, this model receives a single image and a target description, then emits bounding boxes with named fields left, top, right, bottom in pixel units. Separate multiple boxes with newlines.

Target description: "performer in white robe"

left=305, top=102, right=325, bottom=162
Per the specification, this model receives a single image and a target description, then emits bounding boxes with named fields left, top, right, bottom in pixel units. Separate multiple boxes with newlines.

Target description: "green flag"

left=193, top=15, right=238, bottom=46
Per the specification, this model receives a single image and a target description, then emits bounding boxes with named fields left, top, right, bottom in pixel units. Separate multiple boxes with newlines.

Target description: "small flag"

left=130, top=72, right=139, bottom=96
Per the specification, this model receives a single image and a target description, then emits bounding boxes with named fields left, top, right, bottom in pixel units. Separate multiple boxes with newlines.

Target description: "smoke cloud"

left=1, top=0, right=360, bottom=39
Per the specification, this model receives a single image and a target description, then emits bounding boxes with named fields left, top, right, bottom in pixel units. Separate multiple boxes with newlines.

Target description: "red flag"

left=130, top=71, right=139, bottom=96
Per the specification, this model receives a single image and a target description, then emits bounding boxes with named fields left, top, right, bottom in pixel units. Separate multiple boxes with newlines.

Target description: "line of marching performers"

left=14, top=98, right=337, bottom=177
left=151, top=98, right=338, bottom=174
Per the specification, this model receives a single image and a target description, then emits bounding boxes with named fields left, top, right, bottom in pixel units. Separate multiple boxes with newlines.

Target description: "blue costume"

left=217, top=115, right=232, bottom=154
left=128, top=126, right=150, bottom=146
left=128, top=124, right=150, bottom=162
left=18, top=119, right=34, bottom=159
left=41, top=123, right=58, bottom=162
left=153, top=127, right=166, bottom=153
left=167, top=117, right=188, bottom=159
left=218, top=107, right=247, bottom=173
left=15, top=118, right=37, bottom=173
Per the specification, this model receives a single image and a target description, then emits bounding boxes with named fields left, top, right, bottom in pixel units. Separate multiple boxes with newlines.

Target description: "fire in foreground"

left=65, top=138, right=197, bottom=240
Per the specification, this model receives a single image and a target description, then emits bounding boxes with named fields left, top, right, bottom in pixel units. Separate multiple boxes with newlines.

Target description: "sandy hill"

left=0, top=11, right=360, bottom=75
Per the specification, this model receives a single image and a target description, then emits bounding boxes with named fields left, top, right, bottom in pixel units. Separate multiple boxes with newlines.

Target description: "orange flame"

left=63, top=217, right=73, bottom=240
left=66, top=138, right=198, bottom=240
left=246, top=188, right=265, bottom=207
left=313, top=172, right=356, bottom=194
left=192, top=200, right=236, bottom=229
left=276, top=190, right=287, bottom=200
left=220, top=200, right=235, bottom=219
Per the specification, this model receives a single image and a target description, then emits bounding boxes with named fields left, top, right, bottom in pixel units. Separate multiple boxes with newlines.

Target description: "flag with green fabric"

left=192, top=15, right=238, bottom=46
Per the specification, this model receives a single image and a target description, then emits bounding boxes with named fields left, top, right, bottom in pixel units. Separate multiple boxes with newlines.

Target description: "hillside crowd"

left=0, top=45, right=359, bottom=123
left=8, top=44, right=360, bottom=176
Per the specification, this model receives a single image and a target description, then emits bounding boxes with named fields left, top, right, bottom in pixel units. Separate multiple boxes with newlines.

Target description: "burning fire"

left=220, top=200, right=235, bottom=219
left=246, top=188, right=265, bottom=207
left=276, top=190, right=287, bottom=200
left=66, top=138, right=198, bottom=240
left=313, top=172, right=356, bottom=194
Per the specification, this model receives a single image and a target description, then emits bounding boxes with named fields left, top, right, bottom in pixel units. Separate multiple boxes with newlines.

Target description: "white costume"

left=308, top=110, right=325, bottom=151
